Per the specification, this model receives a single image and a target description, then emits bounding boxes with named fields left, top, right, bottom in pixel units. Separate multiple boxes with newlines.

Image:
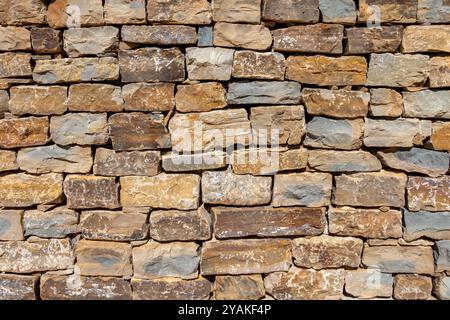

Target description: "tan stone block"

left=132, top=278, right=212, bottom=300
left=68, top=84, right=123, bottom=112
left=147, top=0, right=212, bottom=25
left=175, top=82, right=226, bottom=112
left=123, top=83, right=175, bottom=112
left=0, top=210, right=24, bottom=241
left=214, top=275, right=265, bottom=300
left=407, top=176, right=450, bottom=212
left=394, top=275, right=432, bottom=300
left=214, top=23, right=272, bottom=51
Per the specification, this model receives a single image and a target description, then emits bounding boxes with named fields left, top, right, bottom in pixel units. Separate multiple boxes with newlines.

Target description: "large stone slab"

left=63, top=27, right=119, bottom=57
left=0, top=117, right=48, bottom=149
left=0, top=274, right=38, bottom=300
left=23, top=207, right=79, bottom=238
left=404, top=209, right=450, bottom=241
left=369, top=88, right=404, bottom=117
left=0, top=26, right=31, bottom=51
left=403, top=90, right=450, bottom=119
left=228, top=81, right=301, bottom=105
left=358, top=0, right=417, bottom=23
left=104, top=0, right=146, bottom=24
left=47, top=0, right=104, bottom=28
left=214, top=275, right=265, bottom=300
left=132, top=278, right=212, bottom=300
left=9, top=85, right=67, bottom=116
left=394, top=275, right=432, bottom=300
left=319, top=0, right=356, bottom=24
left=407, top=176, right=450, bottom=212
left=402, top=25, right=450, bottom=53
left=212, top=0, right=261, bottom=23
left=345, top=270, right=393, bottom=299
left=232, top=51, right=285, bottom=80
left=68, top=84, right=123, bottom=112
left=147, top=0, right=212, bottom=25
left=214, top=23, right=272, bottom=50
left=175, top=82, right=226, bottom=112
left=308, top=150, right=381, bottom=172
left=0, top=53, right=31, bottom=78
left=0, top=210, right=23, bottom=241
left=345, top=26, right=403, bottom=54
left=123, top=83, right=175, bottom=112
left=186, top=47, right=235, bottom=81
left=262, top=0, right=320, bottom=23
left=121, top=25, right=197, bottom=45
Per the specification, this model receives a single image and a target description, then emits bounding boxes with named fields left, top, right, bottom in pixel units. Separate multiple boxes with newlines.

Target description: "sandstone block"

left=63, top=27, right=119, bottom=57
left=68, top=84, right=123, bottom=112
left=0, top=90, right=8, bottom=115
left=407, top=176, right=450, bottom=212
left=418, top=0, right=450, bottom=23
left=402, top=25, right=450, bottom=53
left=214, top=275, right=265, bottom=300
left=147, top=0, right=212, bottom=25
left=319, top=0, right=356, bottom=24
left=121, top=25, right=197, bottom=45
left=434, top=276, right=450, bottom=300
left=436, top=240, right=450, bottom=272
left=162, top=151, right=227, bottom=172
left=369, top=88, right=403, bottom=117
left=186, top=47, right=234, bottom=81
left=214, top=23, right=272, bottom=51
left=430, top=57, right=450, bottom=88
left=47, top=0, right=104, bottom=28
left=31, top=27, right=62, bottom=54
left=345, top=26, right=403, bottom=54
left=0, top=53, right=32, bottom=78
left=345, top=270, right=393, bottom=299
left=403, top=90, right=450, bottom=119
left=0, top=274, right=38, bottom=300
left=176, top=82, right=226, bottom=112
left=262, top=0, right=320, bottom=23
left=394, top=275, right=432, bottom=300
left=228, top=81, right=301, bottom=105
left=0, top=0, right=46, bottom=25
left=132, top=278, right=212, bottom=300
left=0, top=117, right=48, bottom=149
left=0, top=150, right=18, bottom=172
left=358, top=0, right=417, bottom=23
left=308, top=150, right=381, bottom=172
left=123, top=83, right=175, bottom=112
left=213, top=0, right=261, bottom=23
left=0, top=210, right=23, bottom=241
left=0, top=27, right=31, bottom=51
left=232, top=51, right=285, bottom=80
left=9, top=86, right=67, bottom=116
left=431, top=121, right=450, bottom=151
left=23, top=207, right=79, bottom=238
left=404, top=209, right=450, bottom=241
left=104, top=0, right=146, bottom=24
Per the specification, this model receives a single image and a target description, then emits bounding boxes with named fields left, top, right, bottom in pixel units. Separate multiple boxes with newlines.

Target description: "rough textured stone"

left=63, top=27, right=119, bottom=57
left=109, top=113, right=171, bottom=151
left=104, top=0, right=146, bottom=24
left=214, top=275, right=265, bottom=300
left=334, top=171, right=407, bottom=207
left=119, top=48, right=185, bottom=83
left=122, top=25, right=197, bottom=45
left=0, top=89, right=8, bottom=115
left=0, top=210, right=23, bottom=241
left=0, top=27, right=31, bottom=51
left=302, top=89, right=369, bottom=118
left=402, top=26, right=450, bottom=53
left=329, top=207, right=403, bottom=239
left=0, top=274, right=38, bottom=300
left=0, top=117, right=49, bottom=149
left=0, top=173, right=63, bottom=208
left=308, top=150, right=381, bottom=172
left=147, top=0, right=212, bottom=25
left=262, top=0, right=320, bottom=23
left=186, top=47, right=235, bottom=81
left=202, top=171, right=272, bottom=206
left=293, top=235, right=363, bottom=269
left=264, top=267, right=344, bottom=300
left=64, top=175, right=120, bottom=209
left=418, top=0, right=450, bottom=23
left=273, top=24, right=344, bottom=53
left=0, top=0, right=46, bottom=25
left=377, top=148, right=449, bottom=177
left=176, top=82, right=226, bottom=112
left=133, top=241, right=200, bottom=279
left=403, top=90, right=450, bottom=119
left=132, top=278, right=212, bottom=300
left=75, top=240, right=132, bottom=277
left=319, top=0, right=356, bottom=24
left=362, top=245, right=434, bottom=274
left=47, top=0, right=104, bottom=28
left=162, top=151, right=228, bottom=172
left=213, top=206, right=325, bottom=238
left=232, top=51, right=285, bottom=80
left=431, top=121, right=450, bottom=152
left=80, top=211, right=148, bottom=241
left=197, top=26, right=213, bottom=47
left=430, top=57, right=450, bottom=88
left=0, top=53, right=32, bottom=78
left=0, top=150, right=18, bottom=172
left=9, top=86, right=67, bottom=116
left=407, top=176, right=450, bottom=212
left=31, top=27, right=62, bottom=54
left=434, top=276, right=450, bottom=300
left=228, top=82, right=301, bottom=105
left=214, top=23, right=272, bottom=50
left=404, top=209, right=450, bottom=241
left=286, top=55, right=367, bottom=85
left=345, top=270, right=393, bottom=299
left=0, top=239, right=73, bottom=273
left=68, top=84, right=123, bottom=112
left=272, top=172, right=332, bottom=207
left=50, top=113, right=108, bottom=146
left=394, top=275, right=433, bottom=300
left=358, top=0, right=417, bottom=23
left=364, top=119, right=431, bottom=148
left=33, top=58, right=119, bottom=84
left=122, top=83, right=175, bottom=112
left=201, top=239, right=291, bottom=275
left=345, top=26, right=403, bottom=54
left=369, top=88, right=404, bottom=117
left=23, top=207, right=78, bottom=238
left=367, top=54, right=430, bottom=87
left=304, top=117, right=364, bottom=150
left=120, top=174, right=200, bottom=210
left=435, top=240, right=450, bottom=272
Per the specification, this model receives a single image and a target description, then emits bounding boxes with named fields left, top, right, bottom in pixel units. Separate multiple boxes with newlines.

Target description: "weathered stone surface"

left=308, top=150, right=381, bottom=172
left=228, top=82, right=301, bottom=105
left=23, top=207, right=78, bottom=238
left=358, top=0, right=417, bottom=23
left=329, top=207, right=403, bottom=239
left=0, top=0, right=46, bottom=25
left=76, top=240, right=132, bottom=277
left=176, top=82, right=226, bottom=112
left=0, top=274, right=38, bottom=300
left=418, top=0, right=450, bottom=23
left=198, top=26, right=213, bottom=47
left=345, top=26, right=403, bottom=54
left=0, top=150, right=18, bottom=172
left=345, top=270, right=393, bottom=299
left=369, top=88, right=404, bottom=117
left=169, top=109, right=251, bottom=153
left=104, top=0, right=146, bottom=24
left=64, top=175, right=120, bottom=210
left=0, top=27, right=31, bottom=51
left=319, top=0, right=356, bottom=24
left=434, top=276, right=450, bottom=300
left=186, top=47, right=235, bottom=81
left=133, top=241, right=200, bottom=279
left=364, top=118, right=431, bottom=147
left=0, top=53, right=32, bottom=78
left=132, top=277, right=212, bottom=300
left=47, top=0, right=103, bottom=27
left=431, top=121, right=450, bottom=151
left=367, top=54, right=430, bottom=87
left=232, top=51, right=285, bottom=80
left=31, top=27, right=62, bottom=54
left=147, top=0, right=212, bottom=25
left=304, top=117, right=364, bottom=150
left=273, top=172, right=332, bottom=207
left=122, top=25, right=197, bottom=45
left=403, top=90, right=450, bottom=119
left=302, top=89, right=369, bottom=118
left=334, top=171, right=407, bottom=207
left=0, top=89, right=8, bottom=115
left=162, top=151, right=227, bottom=172
left=430, top=57, right=450, bottom=88
left=150, top=207, right=211, bottom=241
left=120, top=174, right=200, bottom=210
left=10, top=86, right=67, bottom=116
left=435, top=241, right=450, bottom=272
left=41, top=274, right=132, bottom=300
left=201, top=239, right=291, bottom=275
left=33, top=58, right=119, bottom=84
left=68, top=84, right=123, bottom=112
left=362, top=245, right=434, bottom=274
left=214, top=23, right=272, bottom=51
left=213, top=0, right=261, bottom=23
left=50, top=113, right=108, bottom=146
left=0, top=239, right=73, bottom=273
left=0, top=173, right=63, bottom=208
left=80, top=211, right=148, bottom=241
left=202, top=171, right=272, bottom=206
left=0, top=117, right=48, bottom=149
left=273, top=24, right=343, bottom=53
left=213, top=206, right=325, bottom=238
left=404, top=209, right=450, bottom=241
left=63, top=27, right=119, bottom=57
left=0, top=210, right=23, bottom=241
left=17, top=145, right=92, bottom=174
left=214, top=275, right=265, bottom=300
left=123, top=83, right=175, bottom=111
left=262, top=0, right=320, bottom=23
left=265, top=267, right=344, bottom=300
left=394, top=275, right=433, bottom=300
left=407, top=176, right=450, bottom=212
left=286, top=55, right=367, bottom=85
left=119, top=48, right=185, bottom=83
left=377, top=148, right=449, bottom=177
left=402, top=26, right=450, bottom=53
left=293, top=235, right=363, bottom=269
left=109, top=113, right=171, bottom=151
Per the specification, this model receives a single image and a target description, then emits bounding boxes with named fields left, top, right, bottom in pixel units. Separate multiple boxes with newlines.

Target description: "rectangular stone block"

left=68, top=84, right=123, bottom=112
left=407, top=176, right=450, bottom=212
left=262, top=0, right=320, bottom=23
left=104, top=0, right=146, bottom=24
left=232, top=51, right=285, bottom=80
left=0, top=150, right=18, bottom=172
left=31, top=27, right=62, bottom=54
left=47, top=0, right=104, bottom=28
left=228, top=81, right=301, bottom=105
left=213, top=0, right=261, bottom=23
left=403, top=90, right=450, bottom=119
left=358, top=0, right=417, bottom=23
left=431, top=121, right=450, bottom=151
left=9, top=85, right=67, bottom=116
left=394, top=274, right=432, bottom=300
left=123, top=83, right=175, bottom=112
left=308, top=150, right=381, bottom=172
left=176, top=82, right=226, bottom=112
left=345, top=26, right=403, bottom=54
left=402, top=25, right=450, bottom=53
left=0, top=53, right=32, bottom=78
left=319, top=0, right=356, bottom=24
left=186, top=47, right=234, bottom=81
left=430, top=57, right=450, bottom=88
left=162, top=151, right=227, bottom=172
left=63, top=26, right=119, bottom=57
left=345, top=270, right=393, bottom=299
left=436, top=240, right=450, bottom=272
left=0, top=26, right=31, bottom=51
left=23, top=207, right=79, bottom=238
left=122, top=25, right=197, bottom=45
left=0, top=117, right=48, bottom=149
left=132, top=278, right=212, bottom=300
left=214, top=275, right=265, bottom=300
left=147, top=0, right=212, bottom=25
left=214, top=23, right=272, bottom=51
left=0, top=0, right=47, bottom=25
left=0, top=210, right=23, bottom=241
left=369, top=88, right=404, bottom=117
left=0, top=274, right=38, bottom=300
left=404, top=209, right=450, bottom=241
left=418, top=0, right=450, bottom=23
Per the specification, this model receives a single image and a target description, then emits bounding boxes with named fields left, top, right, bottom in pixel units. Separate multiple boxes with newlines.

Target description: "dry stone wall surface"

left=0, top=0, right=449, bottom=300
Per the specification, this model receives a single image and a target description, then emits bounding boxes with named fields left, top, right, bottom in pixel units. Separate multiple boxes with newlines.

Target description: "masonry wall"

left=0, top=0, right=449, bottom=300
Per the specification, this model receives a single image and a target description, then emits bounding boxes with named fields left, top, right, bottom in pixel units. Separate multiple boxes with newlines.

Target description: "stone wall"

left=0, top=0, right=449, bottom=300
